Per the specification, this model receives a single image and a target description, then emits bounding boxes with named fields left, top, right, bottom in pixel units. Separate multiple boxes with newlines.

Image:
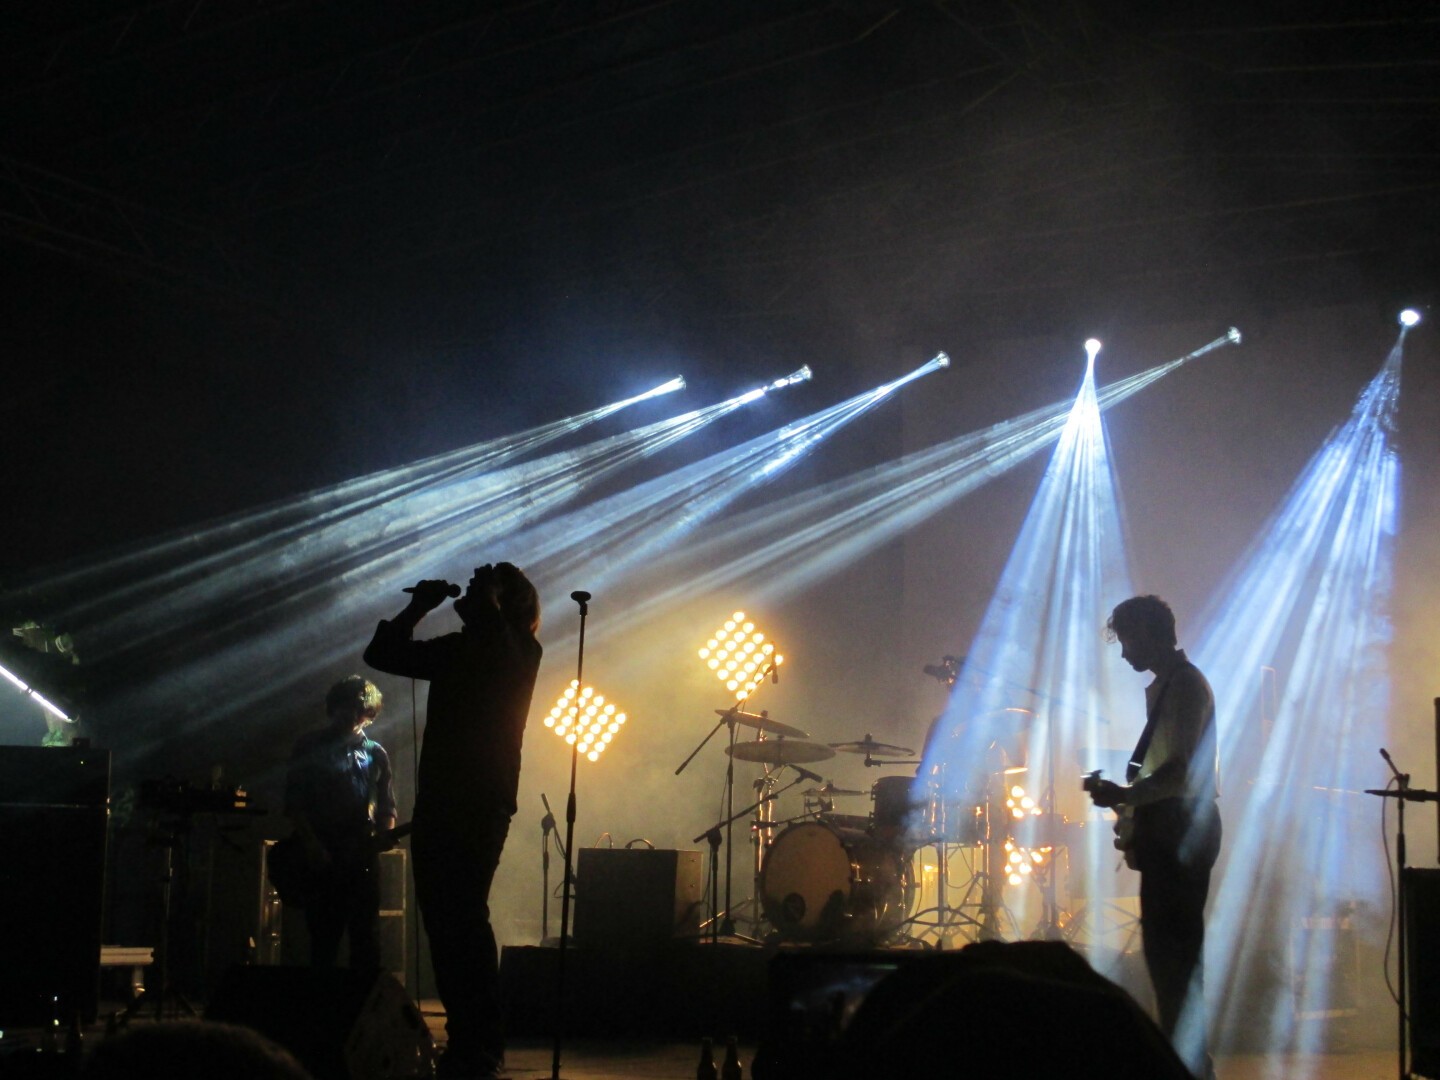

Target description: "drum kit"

left=698, top=705, right=1070, bottom=948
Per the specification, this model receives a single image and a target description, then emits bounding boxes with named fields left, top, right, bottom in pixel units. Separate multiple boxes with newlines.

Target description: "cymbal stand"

left=693, top=767, right=806, bottom=941
left=675, top=661, right=779, bottom=939
left=748, top=770, right=778, bottom=937
left=676, top=703, right=745, bottom=936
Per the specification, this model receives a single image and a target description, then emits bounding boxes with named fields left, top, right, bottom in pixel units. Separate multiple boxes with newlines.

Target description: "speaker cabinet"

left=573, top=847, right=702, bottom=948
left=0, top=746, right=109, bottom=1026
left=206, top=966, right=432, bottom=1080
left=261, top=843, right=408, bottom=984
left=1406, top=869, right=1440, bottom=1078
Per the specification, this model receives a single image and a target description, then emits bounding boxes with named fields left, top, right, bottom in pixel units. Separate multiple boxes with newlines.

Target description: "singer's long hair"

left=490, top=562, right=541, bottom=636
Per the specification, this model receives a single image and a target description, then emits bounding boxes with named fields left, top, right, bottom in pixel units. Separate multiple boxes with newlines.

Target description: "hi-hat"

left=726, top=740, right=836, bottom=764
left=714, top=708, right=808, bottom=739
left=828, top=734, right=915, bottom=757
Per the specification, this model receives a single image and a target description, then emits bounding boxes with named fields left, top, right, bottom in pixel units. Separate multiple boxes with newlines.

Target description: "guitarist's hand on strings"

left=1085, top=777, right=1129, bottom=810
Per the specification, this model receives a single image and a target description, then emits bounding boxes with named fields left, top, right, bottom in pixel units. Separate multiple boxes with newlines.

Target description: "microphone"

left=790, top=764, right=824, bottom=785
left=1379, top=747, right=1408, bottom=785
left=570, top=590, right=592, bottom=604
left=403, top=582, right=461, bottom=597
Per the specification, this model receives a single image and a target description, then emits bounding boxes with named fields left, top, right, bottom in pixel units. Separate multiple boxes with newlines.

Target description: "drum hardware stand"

left=675, top=660, right=781, bottom=939
left=902, top=837, right=986, bottom=947
left=692, top=763, right=807, bottom=941
left=1029, top=716, right=1069, bottom=941
left=900, top=768, right=983, bottom=947
left=676, top=701, right=747, bottom=937
left=976, top=778, right=1013, bottom=941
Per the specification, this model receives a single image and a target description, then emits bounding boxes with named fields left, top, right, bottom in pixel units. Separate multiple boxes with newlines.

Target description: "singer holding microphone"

left=364, top=563, right=543, bottom=1080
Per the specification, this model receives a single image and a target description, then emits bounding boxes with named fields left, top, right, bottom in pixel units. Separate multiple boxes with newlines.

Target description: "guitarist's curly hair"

left=1105, top=595, right=1177, bottom=648
left=325, top=675, right=383, bottom=722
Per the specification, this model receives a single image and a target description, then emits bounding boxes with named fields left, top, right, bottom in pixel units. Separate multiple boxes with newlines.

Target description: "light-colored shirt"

left=1131, top=649, right=1218, bottom=808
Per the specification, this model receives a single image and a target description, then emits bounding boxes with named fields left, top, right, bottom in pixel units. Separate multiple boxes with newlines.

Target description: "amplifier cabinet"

left=573, top=847, right=702, bottom=948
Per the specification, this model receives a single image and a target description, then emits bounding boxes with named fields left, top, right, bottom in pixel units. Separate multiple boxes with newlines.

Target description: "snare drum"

left=916, top=791, right=985, bottom=846
left=759, top=821, right=914, bottom=942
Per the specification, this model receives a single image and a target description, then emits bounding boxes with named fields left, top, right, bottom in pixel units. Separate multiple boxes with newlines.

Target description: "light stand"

left=550, top=589, right=591, bottom=1080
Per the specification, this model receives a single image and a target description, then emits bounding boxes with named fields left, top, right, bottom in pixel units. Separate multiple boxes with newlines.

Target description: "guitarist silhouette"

left=1084, top=596, right=1220, bottom=1080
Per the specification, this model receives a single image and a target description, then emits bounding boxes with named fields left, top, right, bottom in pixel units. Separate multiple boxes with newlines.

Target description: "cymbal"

left=828, top=734, right=915, bottom=757
left=726, top=739, right=836, bottom=764
left=802, top=784, right=865, bottom=798
left=715, top=708, right=809, bottom=739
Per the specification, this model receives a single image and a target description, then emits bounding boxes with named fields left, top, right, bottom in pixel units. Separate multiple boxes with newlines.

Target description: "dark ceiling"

left=4, top=1, right=1436, bottom=334
left=1, top=1, right=1437, bottom=571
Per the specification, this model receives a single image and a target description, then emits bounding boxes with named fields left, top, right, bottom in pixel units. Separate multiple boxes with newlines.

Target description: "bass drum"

left=760, top=822, right=914, bottom=943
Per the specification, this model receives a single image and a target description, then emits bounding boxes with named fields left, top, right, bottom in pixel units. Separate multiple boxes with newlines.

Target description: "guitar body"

left=1083, top=770, right=1139, bottom=870
left=1113, top=806, right=1138, bottom=870
left=268, top=821, right=412, bottom=907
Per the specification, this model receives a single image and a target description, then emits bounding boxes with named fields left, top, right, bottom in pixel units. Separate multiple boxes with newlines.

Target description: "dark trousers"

left=412, top=808, right=511, bottom=1068
left=1135, top=800, right=1222, bottom=1078
left=304, top=851, right=382, bottom=971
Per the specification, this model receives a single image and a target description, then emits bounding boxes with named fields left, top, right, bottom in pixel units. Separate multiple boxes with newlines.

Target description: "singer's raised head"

left=457, top=562, right=541, bottom=636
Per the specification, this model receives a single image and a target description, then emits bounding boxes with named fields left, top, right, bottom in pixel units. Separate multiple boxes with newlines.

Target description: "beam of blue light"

left=605, top=332, right=1235, bottom=624
left=514, top=356, right=948, bottom=593
left=906, top=343, right=1133, bottom=944
left=41, top=376, right=794, bottom=750
left=1192, top=329, right=1404, bottom=1058
left=7, top=377, right=689, bottom=627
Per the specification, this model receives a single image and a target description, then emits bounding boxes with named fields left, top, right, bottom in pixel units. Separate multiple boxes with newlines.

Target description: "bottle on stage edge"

left=696, top=1036, right=718, bottom=1080
left=721, top=1035, right=742, bottom=1080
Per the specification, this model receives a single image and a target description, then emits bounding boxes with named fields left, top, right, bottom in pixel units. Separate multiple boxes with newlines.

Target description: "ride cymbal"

left=827, top=734, right=915, bottom=757
left=726, top=739, right=836, bottom=764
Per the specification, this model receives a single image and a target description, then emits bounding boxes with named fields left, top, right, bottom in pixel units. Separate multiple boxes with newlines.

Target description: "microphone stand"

left=550, top=590, right=591, bottom=1080
left=1366, top=748, right=1439, bottom=1080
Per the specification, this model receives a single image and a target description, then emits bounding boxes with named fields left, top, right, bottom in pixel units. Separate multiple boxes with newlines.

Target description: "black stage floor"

left=0, top=938, right=1403, bottom=1079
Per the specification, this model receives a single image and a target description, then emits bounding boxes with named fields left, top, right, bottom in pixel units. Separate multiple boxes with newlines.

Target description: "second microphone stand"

left=550, top=589, right=591, bottom=1080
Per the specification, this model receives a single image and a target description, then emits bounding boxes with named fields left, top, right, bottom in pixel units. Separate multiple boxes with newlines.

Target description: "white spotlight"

left=936, top=352, right=951, bottom=369
left=1228, top=327, right=1243, bottom=344
left=1084, top=339, right=1102, bottom=360
left=1399, top=309, right=1421, bottom=327
left=767, top=366, right=814, bottom=391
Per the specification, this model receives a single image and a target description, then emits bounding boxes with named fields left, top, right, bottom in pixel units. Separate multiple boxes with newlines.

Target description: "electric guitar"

left=268, top=821, right=412, bottom=905
left=1083, top=771, right=1137, bottom=870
